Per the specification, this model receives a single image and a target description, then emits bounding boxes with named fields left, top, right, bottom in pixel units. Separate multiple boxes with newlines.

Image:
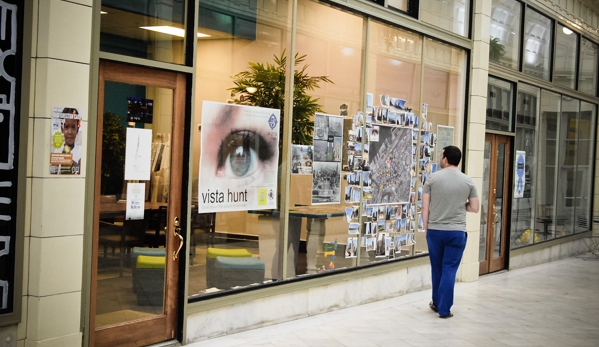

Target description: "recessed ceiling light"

left=140, top=26, right=211, bottom=38
left=100, top=11, right=107, bottom=14
left=562, top=27, right=573, bottom=35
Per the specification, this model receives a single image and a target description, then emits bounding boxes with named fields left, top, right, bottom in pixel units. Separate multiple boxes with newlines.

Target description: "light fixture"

left=140, top=26, right=211, bottom=38
left=100, top=11, right=107, bottom=14
left=246, top=87, right=258, bottom=94
left=562, top=27, right=573, bottom=35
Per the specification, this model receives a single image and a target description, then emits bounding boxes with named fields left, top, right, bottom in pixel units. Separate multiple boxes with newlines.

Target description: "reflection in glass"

left=554, top=24, right=579, bottom=89
left=535, top=90, right=560, bottom=241
left=556, top=96, right=579, bottom=236
left=486, top=76, right=513, bottom=132
left=511, top=84, right=539, bottom=248
left=523, top=9, right=552, bottom=80
left=494, top=144, right=506, bottom=257
left=423, top=39, right=467, bottom=153
left=96, top=83, right=173, bottom=327
left=100, top=0, right=188, bottom=64
left=480, top=141, right=491, bottom=262
left=489, top=0, right=521, bottom=70
left=420, top=0, right=470, bottom=37
left=575, top=102, right=596, bottom=233
left=579, top=38, right=598, bottom=95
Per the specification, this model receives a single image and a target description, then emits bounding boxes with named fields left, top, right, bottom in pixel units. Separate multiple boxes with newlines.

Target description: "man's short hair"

left=442, top=145, right=461, bottom=166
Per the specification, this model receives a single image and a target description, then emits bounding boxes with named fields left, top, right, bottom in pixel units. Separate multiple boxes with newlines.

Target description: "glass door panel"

left=91, top=62, right=185, bottom=347
left=479, top=141, right=491, bottom=262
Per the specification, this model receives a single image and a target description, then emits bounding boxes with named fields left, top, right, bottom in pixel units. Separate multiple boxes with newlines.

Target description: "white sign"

left=436, top=125, right=454, bottom=168
left=126, top=183, right=145, bottom=220
left=125, top=128, right=152, bottom=180
left=198, top=101, right=280, bottom=213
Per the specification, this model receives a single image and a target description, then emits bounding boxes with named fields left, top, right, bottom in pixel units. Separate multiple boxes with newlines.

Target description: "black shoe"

left=439, top=313, right=454, bottom=319
left=429, top=301, right=438, bottom=313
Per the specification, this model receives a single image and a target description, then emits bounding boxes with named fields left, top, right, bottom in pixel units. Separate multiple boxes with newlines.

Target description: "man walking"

left=421, top=146, right=479, bottom=318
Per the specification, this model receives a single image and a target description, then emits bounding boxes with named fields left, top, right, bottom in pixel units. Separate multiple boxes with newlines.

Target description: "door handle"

left=173, top=217, right=184, bottom=261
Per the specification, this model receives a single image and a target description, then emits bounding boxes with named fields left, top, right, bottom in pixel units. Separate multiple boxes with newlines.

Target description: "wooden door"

left=479, top=134, right=511, bottom=275
left=90, top=61, right=186, bottom=346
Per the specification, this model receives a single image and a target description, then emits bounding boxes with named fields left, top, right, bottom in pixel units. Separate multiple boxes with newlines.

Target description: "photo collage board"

left=343, top=94, right=438, bottom=259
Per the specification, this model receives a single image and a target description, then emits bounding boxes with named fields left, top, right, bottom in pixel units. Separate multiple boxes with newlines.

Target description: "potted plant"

left=229, top=51, right=333, bottom=152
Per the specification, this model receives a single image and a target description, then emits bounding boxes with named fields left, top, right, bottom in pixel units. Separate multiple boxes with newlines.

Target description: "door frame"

left=89, top=61, right=186, bottom=347
left=479, top=133, right=511, bottom=275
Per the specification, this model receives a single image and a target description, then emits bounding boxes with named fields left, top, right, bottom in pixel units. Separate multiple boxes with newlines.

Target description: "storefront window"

left=489, top=0, right=521, bottom=70
left=535, top=90, right=560, bottom=241
left=511, top=84, right=539, bottom=248
left=420, top=0, right=470, bottom=37
left=189, top=0, right=293, bottom=296
left=575, top=102, right=596, bottom=233
left=100, top=0, right=188, bottom=65
left=554, top=24, right=579, bottom=89
left=556, top=96, right=580, bottom=236
left=579, top=38, right=598, bottom=96
left=486, top=76, right=513, bottom=132
left=523, top=8, right=552, bottom=81
left=422, top=39, right=466, bottom=150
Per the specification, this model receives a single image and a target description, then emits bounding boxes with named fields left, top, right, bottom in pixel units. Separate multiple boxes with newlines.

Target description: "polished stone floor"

left=188, top=253, right=599, bottom=347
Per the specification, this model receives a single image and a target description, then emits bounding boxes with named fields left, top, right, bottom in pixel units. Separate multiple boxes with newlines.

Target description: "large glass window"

left=576, top=102, right=596, bottom=233
left=554, top=24, right=579, bottom=89
left=511, top=84, right=539, bottom=248
left=100, top=0, right=188, bottom=64
left=486, top=76, right=513, bottom=132
left=190, top=0, right=293, bottom=296
left=535, top=90, right=560, bottom=241
left=420, top=0, right=470, bottom=37
left=555, top=95, right=580, bottom=237
left=489, top=0, right=522, bottom=70
left=523, top=8, right=552, bottom=81
left=579, top=38, right=598, bottom=96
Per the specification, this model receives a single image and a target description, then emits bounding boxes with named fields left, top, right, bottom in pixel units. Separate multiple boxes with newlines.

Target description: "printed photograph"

left=311, top=162, right=341, bottom=204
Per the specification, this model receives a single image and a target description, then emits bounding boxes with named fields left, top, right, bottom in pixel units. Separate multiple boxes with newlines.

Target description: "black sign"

left=127, top=97, right=154, bottom=124
left=0, top=0, right=23, bottom=316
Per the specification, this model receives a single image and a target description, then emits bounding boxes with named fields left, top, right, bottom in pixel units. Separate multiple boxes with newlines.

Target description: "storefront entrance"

left=479, top=134, right=511, bottom=275
left=89, top=61, right=186, bottom=346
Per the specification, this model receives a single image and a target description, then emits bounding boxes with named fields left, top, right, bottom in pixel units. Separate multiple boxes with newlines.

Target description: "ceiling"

left=577, top=0, right=599, bottom=14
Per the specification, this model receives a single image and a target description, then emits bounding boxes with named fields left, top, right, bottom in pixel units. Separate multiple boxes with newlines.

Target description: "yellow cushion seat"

left=136, top=255, right=166, bottom=269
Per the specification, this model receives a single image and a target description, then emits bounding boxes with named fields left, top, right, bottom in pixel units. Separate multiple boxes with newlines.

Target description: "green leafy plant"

left=489, top=37, right=506, bottom=62
left=101, top=111, right=126, bottom=195
left=229, top=51, right=333, bottom=150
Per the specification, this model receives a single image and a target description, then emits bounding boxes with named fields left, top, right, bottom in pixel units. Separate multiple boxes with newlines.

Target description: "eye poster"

left=50, top=107, right=84, bottom=175
left=311, top=113, right=343, bottom=205
left=198, top=101, right=280, bottom=213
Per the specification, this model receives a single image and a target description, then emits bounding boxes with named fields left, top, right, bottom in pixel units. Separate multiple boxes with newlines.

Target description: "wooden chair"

left=99, top=219, right=148, bottom=276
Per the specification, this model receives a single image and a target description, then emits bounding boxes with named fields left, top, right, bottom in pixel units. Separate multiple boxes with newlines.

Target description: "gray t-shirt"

left=422, top=168, right=478, bottom=231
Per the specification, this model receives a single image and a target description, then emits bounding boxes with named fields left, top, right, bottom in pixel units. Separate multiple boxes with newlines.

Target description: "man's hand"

left=466, top=196, right=480, bottom=213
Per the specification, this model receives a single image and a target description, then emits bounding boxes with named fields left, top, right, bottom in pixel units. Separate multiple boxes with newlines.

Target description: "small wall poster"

left=50, top=107, right=84, bottom=175
left=198, top=101, right=280, bottom=213
left=126, top=183, right=145, bottom=220
left=124, top=128, right=152, bottom=180
left=436, top=125, right=454, bottom=167
left=514, top=150, right=525, bottom=199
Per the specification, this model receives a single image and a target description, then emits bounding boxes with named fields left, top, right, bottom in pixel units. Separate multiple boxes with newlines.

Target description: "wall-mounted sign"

left=0, top=0, right=23, bottom=319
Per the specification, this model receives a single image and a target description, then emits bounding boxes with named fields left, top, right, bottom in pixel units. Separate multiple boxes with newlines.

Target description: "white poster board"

left=198, top=101, right=280, bottom=213
left=126, top=183, right=145, bottom=220
left=436, top=125, right=454, bottom=167
left=125, top=128, right=152, bottom=180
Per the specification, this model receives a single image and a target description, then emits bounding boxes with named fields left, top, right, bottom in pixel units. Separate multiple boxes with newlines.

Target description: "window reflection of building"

left=490, top=0, right=521, bottom=70
left=523, top=9, right=552, bottom=80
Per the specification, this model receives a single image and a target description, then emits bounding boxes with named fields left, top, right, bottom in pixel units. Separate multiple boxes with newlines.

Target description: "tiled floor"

left=187, top=253, right=599, bottom=347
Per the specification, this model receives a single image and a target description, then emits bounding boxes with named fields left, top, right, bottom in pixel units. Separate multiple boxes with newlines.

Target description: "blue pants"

left=426, top=229, right=467, bottom=316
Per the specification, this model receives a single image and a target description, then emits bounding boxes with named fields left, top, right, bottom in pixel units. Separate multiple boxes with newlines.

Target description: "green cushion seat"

left=136, top=255, right=166, bottom=269
left=207, top=247, right=252, bottom=259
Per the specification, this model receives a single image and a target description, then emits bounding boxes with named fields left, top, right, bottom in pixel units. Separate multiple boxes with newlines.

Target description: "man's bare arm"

left=466, top=196, right=480, bottom=213
left=422, top=193, right=430, bottom=232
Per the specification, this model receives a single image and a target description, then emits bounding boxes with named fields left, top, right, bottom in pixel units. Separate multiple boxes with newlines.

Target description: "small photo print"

left=363, top=171, right=371, bottom=187
left=412, top=115, right=419, bottom=129
left=366, top=237, right=376, bottom=251
left=345, top=237, right=358, bottom=258
left=348, top=130, right=357, bottom=142
left=380, top=94, right=390, bottom=108
left=345, top=207, right=355, bottom=222
left=364, top=222, right=372, bottom=235
left=377, top=219, right=386, bottom=233
left=389, top=205, right=398, bottom=220
left=344, top=186, right=352, bottom=203
left=375, top=233, right=388, bottom=258
left=394, top=236, right=402, bottom=252
left=363, top=187, right=373, bottom=200
left=378, top=205, right=386, bottom=220
left=348, top=222, right=360, bottom=235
